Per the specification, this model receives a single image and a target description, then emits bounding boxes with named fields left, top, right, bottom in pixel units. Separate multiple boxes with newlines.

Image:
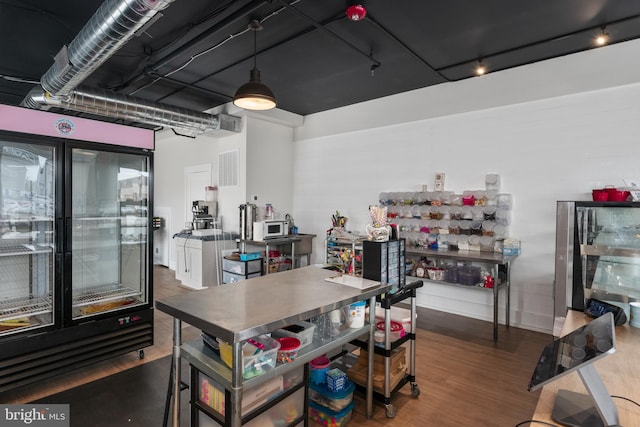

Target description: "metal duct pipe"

left=21, top=0, right=240, bottom=135
left=23, top=86, right=240, bottom=136
left=41, top=0, right=175, bottom=97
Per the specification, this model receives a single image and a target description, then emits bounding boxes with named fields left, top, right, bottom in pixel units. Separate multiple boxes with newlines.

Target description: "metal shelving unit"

left=350, top=280, right=424, bottom=418
left=405, top=247, right=517, bottom=341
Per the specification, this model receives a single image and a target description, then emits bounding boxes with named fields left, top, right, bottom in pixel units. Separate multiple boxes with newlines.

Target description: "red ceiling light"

left=346, top=4, right=367, bottom=21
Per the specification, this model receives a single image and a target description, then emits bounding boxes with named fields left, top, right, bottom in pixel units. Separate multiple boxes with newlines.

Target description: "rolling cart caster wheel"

left=385, top=403, right=397, bottom=418
left=411, top=383, right=421, bottom=397
left=138, top=349, right=145, bottom=359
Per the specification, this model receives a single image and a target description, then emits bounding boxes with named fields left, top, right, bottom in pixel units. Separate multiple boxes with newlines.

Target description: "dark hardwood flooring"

left=2, top=265, right=552, bottom=427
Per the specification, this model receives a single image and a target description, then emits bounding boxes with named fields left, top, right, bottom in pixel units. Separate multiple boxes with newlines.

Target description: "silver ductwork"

left=23, top=86, right=241, bottom=136
left=21, top=0, right=240, bottom=135
left=41, top=0, right=175, bottom=97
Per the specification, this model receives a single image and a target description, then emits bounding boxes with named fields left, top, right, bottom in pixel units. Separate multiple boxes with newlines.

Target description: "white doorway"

left=185, top=164, right=212, bottom=222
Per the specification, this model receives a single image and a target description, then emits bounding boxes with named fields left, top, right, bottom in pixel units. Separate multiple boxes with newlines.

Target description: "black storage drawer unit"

left=222, top=257, right=263, bottom=284
left=362, top=239, right=406, bottom=287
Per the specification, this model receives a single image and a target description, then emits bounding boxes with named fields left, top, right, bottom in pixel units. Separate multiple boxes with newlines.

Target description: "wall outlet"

left=434, top=173, right=445, bottom=191
left=252, top=195, right=258, bottom=201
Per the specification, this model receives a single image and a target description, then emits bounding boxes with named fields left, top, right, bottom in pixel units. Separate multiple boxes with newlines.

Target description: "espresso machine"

left=192, top=200, right=217, bottom=229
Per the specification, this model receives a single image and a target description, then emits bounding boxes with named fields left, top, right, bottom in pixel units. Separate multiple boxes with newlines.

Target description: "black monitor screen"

left=527, top=312, right=616, bottom=392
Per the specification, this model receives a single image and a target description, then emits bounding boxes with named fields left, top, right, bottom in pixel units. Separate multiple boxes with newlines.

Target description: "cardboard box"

left=347, top=346, right=407, bottom=394
left=356, top=345, right=406, bottom=371
left=347, top=361, right=406, bottom=394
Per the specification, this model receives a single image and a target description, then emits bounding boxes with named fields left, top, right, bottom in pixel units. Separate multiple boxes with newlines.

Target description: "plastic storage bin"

left=375, top=320, right=405, bottom=342
left=271, top=321, right=316, bottom=349
left=223, top=270, right=262, bottom=284
left=309, top=379, right=355, bottom=412
left=244, top=387, right=305, bottom=427
left=198, top=370, right=285, bottom=416
left=457, top=266, right=482, bottom=286
left=370, top=305, right=416, bottom=333
left=217, top=334, right=280, bottom=379
left=240, top=252, right=261, bottom=261
left=308, top=400, right=354, bottom=427
left=222, top=257, right=262, bottom=275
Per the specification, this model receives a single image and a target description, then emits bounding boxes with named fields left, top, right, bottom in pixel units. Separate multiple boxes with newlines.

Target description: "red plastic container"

left=608, top=190, right=630, bottom=202
left=592, top=189, right=608, bottom=201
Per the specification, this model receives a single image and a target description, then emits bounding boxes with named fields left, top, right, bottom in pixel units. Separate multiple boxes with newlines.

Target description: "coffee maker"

left=192, top=200, right=217, bottom=229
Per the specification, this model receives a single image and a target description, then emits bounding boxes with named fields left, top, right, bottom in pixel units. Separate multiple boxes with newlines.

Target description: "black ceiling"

left=2, top=0, right=640, bottom=121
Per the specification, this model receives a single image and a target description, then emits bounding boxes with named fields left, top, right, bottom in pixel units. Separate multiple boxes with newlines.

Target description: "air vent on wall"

left=218, top=150, right=239, bottom=187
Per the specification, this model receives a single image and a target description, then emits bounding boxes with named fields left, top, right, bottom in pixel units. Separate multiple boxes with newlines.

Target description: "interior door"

left=184, top=164, right=211, bottom=225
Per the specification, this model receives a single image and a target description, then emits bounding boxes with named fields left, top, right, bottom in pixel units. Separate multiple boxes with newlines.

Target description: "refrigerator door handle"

left=64, top=217, right=71, bottom=253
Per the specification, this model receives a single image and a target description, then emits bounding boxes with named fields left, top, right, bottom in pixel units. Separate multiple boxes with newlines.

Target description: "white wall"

left=291, top=39, right=640, bottom=334
left=246, top=117, right=295, bottom=219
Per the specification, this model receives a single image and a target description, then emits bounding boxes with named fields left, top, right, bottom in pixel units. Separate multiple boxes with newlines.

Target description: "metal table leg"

left=171, top=317, right=182, bottom=427
left=366, top=295, right=376, bottom=418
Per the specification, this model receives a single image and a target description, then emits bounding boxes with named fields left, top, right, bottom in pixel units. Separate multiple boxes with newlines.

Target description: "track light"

left=595, top=26, right=609, bottom=46
left=475, top=59, right=486, bottom=76
left=233, top=21, right=277, bottom=111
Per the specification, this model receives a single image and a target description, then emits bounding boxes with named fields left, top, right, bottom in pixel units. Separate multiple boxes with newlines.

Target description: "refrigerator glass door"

left=71, top=148, right=149, bottom=319
left=577, top=205, right=640, bottom=299
left=0, top=141, right=55, bottom=335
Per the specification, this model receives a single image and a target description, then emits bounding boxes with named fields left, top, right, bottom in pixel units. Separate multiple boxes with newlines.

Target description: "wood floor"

left=2, top=266, right=552, bottom=427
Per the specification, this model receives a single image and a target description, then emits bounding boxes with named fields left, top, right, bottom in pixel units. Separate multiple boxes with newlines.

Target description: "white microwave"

left=252, top=220, right=289, bottom=241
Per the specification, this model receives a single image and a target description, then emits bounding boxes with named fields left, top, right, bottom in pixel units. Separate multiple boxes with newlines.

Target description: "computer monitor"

left=527, top=312, right=619, bottom=427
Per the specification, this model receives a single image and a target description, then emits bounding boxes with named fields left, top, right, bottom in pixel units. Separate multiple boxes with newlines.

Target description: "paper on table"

left=324, top=274, right=381, bottom=289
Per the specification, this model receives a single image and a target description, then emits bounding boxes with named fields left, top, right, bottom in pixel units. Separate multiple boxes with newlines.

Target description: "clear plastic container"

left=217, top=335, right=280, bottom=379
left=486, top=174, right=500, bottom=191
left=459, top=221, right=471, bottom=235
left=449, top=206, right=463, bottom=220
left=309, top=380, right=355, bottom=413
left=308, top=400, right=354, bottom=427
left=497, top=193, right=512, bottom=209
left=275, top=337, right=301, bottom=364
left=481, top=221, right=496, bottom=236
left=480, top=236, right=495, bottom=252
left=272, top=321, right=316, bottom=349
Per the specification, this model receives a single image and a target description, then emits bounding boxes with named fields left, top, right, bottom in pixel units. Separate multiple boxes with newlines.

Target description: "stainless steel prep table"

left=238, top=236, right=302, bottom=273
left=156, top=265, right=391, bottom=427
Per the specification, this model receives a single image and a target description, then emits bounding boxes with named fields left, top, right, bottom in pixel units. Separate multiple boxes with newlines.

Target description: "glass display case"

left=554, top=201, right=640, bottom=325
left=0, top=105, right=154, bottom=393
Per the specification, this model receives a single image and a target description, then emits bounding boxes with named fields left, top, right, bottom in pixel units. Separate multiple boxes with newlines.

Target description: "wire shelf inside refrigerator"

left=72, top=282, right=141, bottom=307
left=0, top=294, right=53, bottom=320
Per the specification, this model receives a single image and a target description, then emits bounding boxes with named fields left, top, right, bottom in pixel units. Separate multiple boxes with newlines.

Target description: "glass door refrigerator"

left=554, top=201, right=640, bottom=330
left=0, top=105, right=154, bottom=392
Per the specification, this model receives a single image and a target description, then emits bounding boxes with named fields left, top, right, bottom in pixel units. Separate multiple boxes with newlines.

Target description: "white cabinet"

left=175, top=237, right=217, bottom=290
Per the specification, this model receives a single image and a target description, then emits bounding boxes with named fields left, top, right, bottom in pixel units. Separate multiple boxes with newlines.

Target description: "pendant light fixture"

left=233, top=20, right=276, bottom=111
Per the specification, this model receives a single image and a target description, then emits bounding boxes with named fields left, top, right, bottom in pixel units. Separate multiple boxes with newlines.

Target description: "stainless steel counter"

left=156, top=265, right=391, bottom=426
